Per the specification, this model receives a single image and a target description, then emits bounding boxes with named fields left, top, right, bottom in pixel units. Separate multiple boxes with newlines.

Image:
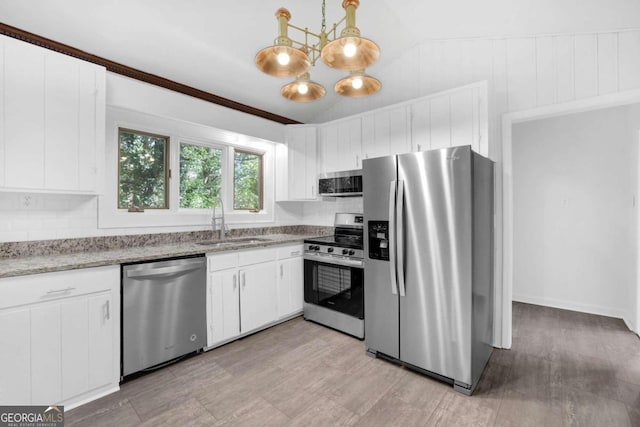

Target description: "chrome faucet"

left=212, top=196, right=228, bottom=240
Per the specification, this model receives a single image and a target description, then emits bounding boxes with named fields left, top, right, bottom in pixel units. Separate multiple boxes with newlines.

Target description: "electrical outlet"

left=22, top=195, right=32, bottom=208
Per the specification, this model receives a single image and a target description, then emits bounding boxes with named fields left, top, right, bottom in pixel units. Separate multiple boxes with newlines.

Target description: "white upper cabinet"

left=311, top=82, right=488, bottom=174
left=411, top=83, right=488, bottom=157
left=319, top=118, right=362, bottom=173
left=361, top=106, right=410, bottom=160
left=281, top=125, right=317, bottom=200
left=0, top=35, right=106, bottom=194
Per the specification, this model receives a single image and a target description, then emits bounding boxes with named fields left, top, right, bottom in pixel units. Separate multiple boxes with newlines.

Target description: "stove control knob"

left=342, top=249, right=349, bottom=255
left=314, top=245, right=320, bottom=251
left=327, top=247, right=334, bottom=253
left=348, top=250, right=355, bottom=255
left=308, top=245, right=314, bottom=250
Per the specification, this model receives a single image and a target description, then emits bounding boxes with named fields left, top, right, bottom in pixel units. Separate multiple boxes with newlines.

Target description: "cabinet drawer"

left=0, top=266, right=118, bottom=309
left=207, top=253, right=238, bottom=272
left=238, top=248, right=276, bottom=266
left=276, top=244, right=304, bottom=259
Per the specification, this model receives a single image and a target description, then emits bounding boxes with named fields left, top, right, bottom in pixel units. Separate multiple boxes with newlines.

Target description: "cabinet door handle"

left=356, top=155, right=360, bottom=167
left=311, top=185, right=315, bottom=198
left=233, top=274, right=237, bottom=290
left=280, top=264, right=284, bottom=278
left=242, top=272, right=246, bottom=289
left=417, top=144, right=422, bottom=152
left=45, top=287, right=75, bottom=296
left=105, top=300, right=110, bottom=321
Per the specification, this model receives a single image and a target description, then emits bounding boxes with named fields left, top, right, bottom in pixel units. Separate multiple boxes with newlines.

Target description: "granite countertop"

left=0, top=233, right=316, bottom=279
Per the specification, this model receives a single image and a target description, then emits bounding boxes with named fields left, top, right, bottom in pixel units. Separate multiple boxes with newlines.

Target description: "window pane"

left=118, top=129, right=168, bottom=209
left=180, top=143, right=222, bottom=208
left=234, top=150, right=263, bottom=210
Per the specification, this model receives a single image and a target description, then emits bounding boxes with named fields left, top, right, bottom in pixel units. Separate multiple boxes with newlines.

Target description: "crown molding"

left=0, top=22, right=301, bottom=125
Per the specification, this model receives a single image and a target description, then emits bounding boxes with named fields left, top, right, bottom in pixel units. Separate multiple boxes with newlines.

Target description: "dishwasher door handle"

left=125, top=263, right=203, bottom=280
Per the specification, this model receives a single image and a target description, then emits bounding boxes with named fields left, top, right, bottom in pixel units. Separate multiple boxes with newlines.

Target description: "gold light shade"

left=321, top=36, right=380, bottom=71
left=320, top=0, right=380, bottom=71
left=334, top=70, right=381, bottom=97
left=255, top=7, right=310, bottom=77
left=281, top=73, right=326, bottom=102
left=255, top=45, right=310, bottom=77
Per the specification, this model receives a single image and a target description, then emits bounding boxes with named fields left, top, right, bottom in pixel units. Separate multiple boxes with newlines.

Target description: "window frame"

left=100, top=107, right=275, bottom=229
left=232, top=148, right=264, bottom=212
left=178, top=139, right=226, bottom=211
left=117, top=127, right=171, bottom=210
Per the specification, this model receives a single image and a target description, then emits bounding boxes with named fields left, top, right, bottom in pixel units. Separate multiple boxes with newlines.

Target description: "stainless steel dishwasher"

left=122, top=256, right=206, bottom=378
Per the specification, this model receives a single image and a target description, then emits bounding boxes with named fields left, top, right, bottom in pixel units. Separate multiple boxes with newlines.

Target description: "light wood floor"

left=67, top=302, right=640, bottom=426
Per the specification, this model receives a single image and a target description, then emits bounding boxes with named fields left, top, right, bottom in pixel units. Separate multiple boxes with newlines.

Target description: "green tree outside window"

left=179, top=143, right=222, bottom=208
left=118, top=129, right=169, bottom=209
left=234, top=150, right=263, bottom=211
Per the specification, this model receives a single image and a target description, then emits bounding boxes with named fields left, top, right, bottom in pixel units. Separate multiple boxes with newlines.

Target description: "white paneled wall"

left=314, top=29, right=640, bottom=143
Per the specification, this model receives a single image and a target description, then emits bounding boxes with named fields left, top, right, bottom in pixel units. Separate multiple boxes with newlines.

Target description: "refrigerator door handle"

left=396, top=180, right=406, bottom=297
left=388, top=180, right=398, bottom=295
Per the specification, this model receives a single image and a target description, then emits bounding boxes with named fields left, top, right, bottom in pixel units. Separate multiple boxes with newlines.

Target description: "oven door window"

left=304, top=259, right=364, bottom=319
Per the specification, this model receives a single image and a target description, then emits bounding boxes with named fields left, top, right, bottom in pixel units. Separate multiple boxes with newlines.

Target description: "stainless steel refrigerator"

left=363, top=145, right=494, bottom=395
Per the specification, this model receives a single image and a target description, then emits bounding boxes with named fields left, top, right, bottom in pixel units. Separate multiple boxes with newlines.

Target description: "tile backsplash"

left=0, top=192, right=362, bottom=243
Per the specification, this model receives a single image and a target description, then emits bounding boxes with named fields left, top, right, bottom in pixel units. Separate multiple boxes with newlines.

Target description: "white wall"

left=0, top=73, right=306, bottom=242
left=512, top=104, right=640, bottom=330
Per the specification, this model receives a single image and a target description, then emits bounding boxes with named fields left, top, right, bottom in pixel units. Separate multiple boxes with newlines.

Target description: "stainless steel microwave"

left=318, top=170, right=363, bottom=197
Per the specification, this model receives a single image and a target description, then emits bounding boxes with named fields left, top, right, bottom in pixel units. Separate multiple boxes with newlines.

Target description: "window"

left=118, top=128, right=169, bottom=209
left=234, top=150, right=263, bottom=211
left=179, top=143, right=222, bottom=208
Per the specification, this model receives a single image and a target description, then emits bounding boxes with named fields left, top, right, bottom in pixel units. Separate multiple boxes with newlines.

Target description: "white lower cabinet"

left=207, top=248, right=277, bottom=348
left=277, top=245, right=304, bottom=319
left=208, top=267, right=240, bottom=345
left=240, top=261, right=278, bottom=333
left=206, top=244, right=304, bottom=349
left=0, top=266, right=120, bottom=407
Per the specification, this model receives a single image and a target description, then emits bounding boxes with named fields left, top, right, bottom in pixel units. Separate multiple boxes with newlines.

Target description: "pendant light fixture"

left=255, top=8, right=310, bottom=78
left=334, top=69, right=381, bottom=97
left=281, top=72, right=326, bottom=102
left=320, top=1, right=380, bottom=71
left=254, top=0, right=381, bottom=101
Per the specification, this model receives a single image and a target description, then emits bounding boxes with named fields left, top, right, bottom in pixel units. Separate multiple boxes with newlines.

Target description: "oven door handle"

left=303, top=253, right=363, bottom=268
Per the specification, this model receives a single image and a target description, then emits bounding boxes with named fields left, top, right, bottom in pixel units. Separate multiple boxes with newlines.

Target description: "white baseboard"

left=62, top=384, right=120, bottom=411
left=513, top=294, right=626, bottom=321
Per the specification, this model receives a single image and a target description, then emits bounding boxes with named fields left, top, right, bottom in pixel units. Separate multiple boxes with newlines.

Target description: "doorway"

left=501, top=91, right=640, bottom=347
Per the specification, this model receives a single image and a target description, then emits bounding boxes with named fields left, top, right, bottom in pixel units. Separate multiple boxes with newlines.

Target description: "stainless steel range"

left=303, top=213, right=364, bottom=339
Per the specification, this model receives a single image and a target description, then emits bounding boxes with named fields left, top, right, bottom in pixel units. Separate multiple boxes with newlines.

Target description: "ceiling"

left=1, top=0, right=640, bottom=124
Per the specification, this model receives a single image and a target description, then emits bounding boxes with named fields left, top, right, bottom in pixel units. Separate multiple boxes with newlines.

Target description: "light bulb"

left=343, top=42, right=357, bottom=58
left=297, top=83, right=309, bottom=95
left=351, top=77, right=363, bottom=90
left=277, top=52, right=290, bottom=66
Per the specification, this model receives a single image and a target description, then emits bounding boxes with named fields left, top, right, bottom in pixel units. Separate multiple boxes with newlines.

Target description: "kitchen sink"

left=195, top=237, right=273, bottom=247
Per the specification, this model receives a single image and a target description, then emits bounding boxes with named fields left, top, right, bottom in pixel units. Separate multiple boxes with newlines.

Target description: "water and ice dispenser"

left=368, top=221, right=390, bottom=261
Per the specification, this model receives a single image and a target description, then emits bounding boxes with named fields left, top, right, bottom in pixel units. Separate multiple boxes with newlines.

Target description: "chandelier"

left=255, top=0, right=381, bottom=102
